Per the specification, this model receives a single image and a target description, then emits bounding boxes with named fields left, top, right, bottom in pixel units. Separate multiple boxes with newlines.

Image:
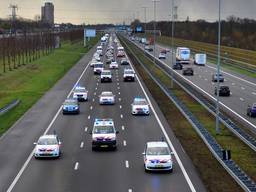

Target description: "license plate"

left=100, top=145, right=108, bottom=148
left=155, top=164, right=163, bottom=167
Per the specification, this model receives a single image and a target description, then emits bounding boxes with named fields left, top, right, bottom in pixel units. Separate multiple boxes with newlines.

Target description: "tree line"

left=132, top=16, right=256, bottom=51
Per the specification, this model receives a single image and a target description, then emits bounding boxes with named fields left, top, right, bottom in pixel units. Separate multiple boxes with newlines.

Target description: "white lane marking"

left=230, top=92, right=233, bottom=95
left=119, top=98, right=121, bottom=101
left=117, top=87, right=120, bottom=89
left=211, top=82, right=215, bottom=85
left=128, top=189, right=132, bottom=192
left=94, top=92, right=97, bottom=95
left=84, top=127, right=88, bottom=132
left=80, top=142, right=84, bottom=148
left=6, top=60, right=91, bottom=192
left=118, top=92, right=121, bottom=95
left=205, top=78, right=208, bottom=81
left=95, top=87, right=98, bottom=90
left=199, top=75, right=202, bottom=78
left=252, top=92, right=256, bottom=95
left=127, top=57, right=197, bottom=192
left=241, top=87, right=245, bottom=90
left=232, top=83, right=236, bottom=86
left=125, top=160, right=129, bottom=168
left=74, top=162, right=79, bottom=170
left=92, top=98, right=95, bottom=102
left=96, top=82, right=99, bottom=86
left=240, top=98, right=244, bottom=101
left=117, top=79, right=119, bottom=81
left=90, top=106, right=93, bottom=110
left=117, top=83, right=120, bottom=86
left=123, top=140, right=127, bottom=146
left=120, top=105, right=122, bottom=109
left=120, top=114, right=123, bottom=119
left=88, top=115, right=91, bottom=119
left=122, top=125, right=125, bottom=130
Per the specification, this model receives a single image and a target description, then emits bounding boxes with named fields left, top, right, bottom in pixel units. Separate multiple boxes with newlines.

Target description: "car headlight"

left=74, top=106, right=78, bottom=110
left=167, top=159, right=172, bottom=163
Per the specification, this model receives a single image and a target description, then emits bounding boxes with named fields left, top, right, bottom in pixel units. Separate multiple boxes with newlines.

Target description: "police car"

left=34, top=134, right=62, bottom=159
left=99, top=91, right=115, bottom=105
left=143, top=141, right=173, bottom=172
left=91, top=119, right=119, bottom=150
left=100, top=70, right=112, bottom=82
left=73, top=86, right=88, bottom=101
left=123, top=68, right=135, bottom=82
left=110, top=61, right=119, bottom=69
left=94, top=62, right=104, bottom=74
left=62, top=99, right=80, bottom=114
left=131, top=97, right=150, bottom=115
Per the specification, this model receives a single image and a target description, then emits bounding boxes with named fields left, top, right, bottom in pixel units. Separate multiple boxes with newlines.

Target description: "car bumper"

left=62, top=109, right=80, bottom=114
left=132, top=110, right=150, bottom=115
left=124, top=77, right=135, bottom=81
left=34, top=152, right=60, bottom=158
left=145, top=163, right=173, bottom=171
left=101, top=78, right=112, bottom=82
left=92, top=140, right=117, bottom=148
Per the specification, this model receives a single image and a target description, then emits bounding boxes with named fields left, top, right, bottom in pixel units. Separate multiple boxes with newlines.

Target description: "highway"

left=131, top=38, right=256, bottom=132
left=0, top=34, right=206, bottom=192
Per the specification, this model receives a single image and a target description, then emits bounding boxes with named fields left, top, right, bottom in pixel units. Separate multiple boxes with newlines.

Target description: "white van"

left=176, top=47, right=190, bottom=64
left=194, top=53, right=206, bottom=66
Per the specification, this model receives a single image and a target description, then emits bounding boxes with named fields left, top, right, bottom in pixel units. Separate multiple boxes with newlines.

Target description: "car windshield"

left=94, top=64, right=103, bottom=68
left=93, top=126, right=114, bottom=134
left=134, top=100, right=147, bottom=105
left=125, top=71, right=134, bottom=75
left=38, top=138, right=58, bottom=145
left=102, top=71, right=111, bottom=75
left=101, top=92, right=113, bottom=96
left=181, top=50, right=189, bottom=54
left=146, top=147, right=170, bottom=156
left=64, top=101, right=77, bottom=105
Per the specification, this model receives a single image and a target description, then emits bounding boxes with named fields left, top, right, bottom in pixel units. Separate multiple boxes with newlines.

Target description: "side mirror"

left=170, top=152, right=174, bottom=155
left=142, top=152, right=145, bottom=155
left=116, top=131, right=119, bottom=134
left=33, top=142, right=37, bottom=145
left=59, top=142, right=62, bottom=145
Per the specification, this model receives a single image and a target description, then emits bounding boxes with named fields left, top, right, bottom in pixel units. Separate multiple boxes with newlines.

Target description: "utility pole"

left=171, top=3, right=178, bottom=88
left=142, top=6, right=148, bottom=54
left=152, top=0, right=160, bottom=65
left=9, top=4, right=18, bottom=33
left=216, top=0, right=221, bottom=134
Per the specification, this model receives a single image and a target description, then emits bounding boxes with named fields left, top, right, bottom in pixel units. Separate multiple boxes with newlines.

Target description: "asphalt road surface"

left=0, top=34, right=206, bottom=192
left=132, top=38, right=256, bottom=132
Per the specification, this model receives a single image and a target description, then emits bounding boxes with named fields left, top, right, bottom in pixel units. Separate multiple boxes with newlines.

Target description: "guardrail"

left=0, top=99, right=20, bottom=116
left=120, top=35, right=256, bottom=192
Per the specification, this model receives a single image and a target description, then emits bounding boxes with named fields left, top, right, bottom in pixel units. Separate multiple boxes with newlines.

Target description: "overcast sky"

left=0, top=0, right=255, bottom=24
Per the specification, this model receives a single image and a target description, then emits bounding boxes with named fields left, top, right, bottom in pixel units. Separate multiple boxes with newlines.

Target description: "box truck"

left=194, top=53, right=206, bottom=66
left=176, top=47, right=190, bottom=64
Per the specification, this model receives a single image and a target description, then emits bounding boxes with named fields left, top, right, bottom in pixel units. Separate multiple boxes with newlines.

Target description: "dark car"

left=214, top=86, right=230, bottom=96
left=247, top=103, right=256, bottom=117
left=212, top=73, right=224, bottom=82
left=173, top=62, right=183, bottom=70
left=121, top=59, right=130, bottom=65
left=182, top=67, right=194, bottom=76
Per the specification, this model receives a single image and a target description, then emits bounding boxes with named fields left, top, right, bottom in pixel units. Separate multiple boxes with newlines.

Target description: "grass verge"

left=0, top=36, right=100, bottom=136
left=120, top=35, right=256, bottom=192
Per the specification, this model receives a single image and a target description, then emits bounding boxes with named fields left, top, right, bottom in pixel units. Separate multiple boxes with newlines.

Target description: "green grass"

left=120, top=36, right=256, bottom=192
left=0, top=37, right=100, bottom=136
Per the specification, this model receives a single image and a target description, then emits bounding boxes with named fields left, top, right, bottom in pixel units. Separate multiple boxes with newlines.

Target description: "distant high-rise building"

left=41, top=2, right=54, bottom=25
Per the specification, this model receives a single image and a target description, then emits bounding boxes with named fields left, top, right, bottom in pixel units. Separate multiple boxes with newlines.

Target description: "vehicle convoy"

left=247, top=103, right=256, bottom=117
left=194, top=53, right=206, bottom=65
left=62, top=99, right=80, bottom=114
left=182, top=67, right=194, bottom=76
left=94, top=62, right=104, bottom=74
left=131, top=97, right=150, bottom=115
left=34, top=135, right=62, bottom=159
left=212, top=73, right=224, bottom=82
left=100, top=70, right=112, bottom=82
left=99, top=91, right=115, bottom=105
left=123, top=68, right=135, bottom=82
left=91, top=119, right=119, bottom=150
left=143, top=141, right=173, bottom=172
left=215, top=85, right=231, bottom=96
left=176, top=47, right=190, bottom=64
left=73, top=86, right=88, bottom=101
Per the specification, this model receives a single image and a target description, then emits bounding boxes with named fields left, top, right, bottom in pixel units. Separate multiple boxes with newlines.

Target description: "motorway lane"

left=132, top=39, right=256, bottom=130
left=5, top=35, right=206, bottom=192
left=0, top=42, right=99, bottom=192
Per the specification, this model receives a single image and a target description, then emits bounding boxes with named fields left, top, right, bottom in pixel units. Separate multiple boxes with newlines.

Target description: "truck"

left=194, top=53, right=206, bottom=66
left=176, top=47, right=190, bottom=64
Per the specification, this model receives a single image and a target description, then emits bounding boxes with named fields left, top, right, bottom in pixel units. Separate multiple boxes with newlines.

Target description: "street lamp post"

left=152, top=0, right=160, bottom=64
left=216, top=0, right=221, bottom=134
left=171, top=0, right=175, bottom=88
left=142, top=6, right=147, bottom=54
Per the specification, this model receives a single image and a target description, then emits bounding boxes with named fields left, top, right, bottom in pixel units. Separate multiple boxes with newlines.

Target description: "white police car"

left=34, top=134, right=61, bottom=159
left=91, top=119, right=119, bottom=150
left=110, top=61, right=118, bottom=69
left=100, top=70, right=112, bottom=82
left=143, top=141, right=173, bottom=172
left=131, top=97, right=150, bottom=115
left=123, top=68, right=135, bottom=82
left=94, top=62, right=104, bottom=74
left=99, top=91, right=115, bottom=105
left=73, top=86, right=88, bottom=101
left=158, top=52, right=166, bottom=59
